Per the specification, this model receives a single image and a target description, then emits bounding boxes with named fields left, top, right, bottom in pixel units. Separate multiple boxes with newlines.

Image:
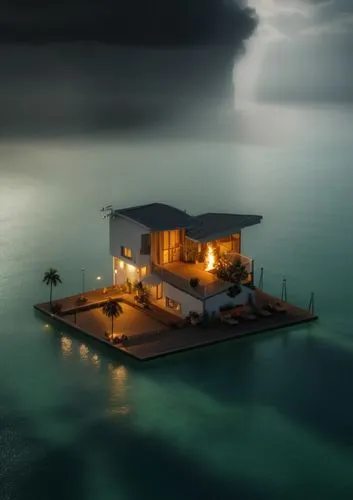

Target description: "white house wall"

left=113, top=257, right=140, bottom=285
left=204, top=286, right=254, bottom=317
left=110, top=215, right=150, bottom=267
left=162, top=282, right=203, bottom=318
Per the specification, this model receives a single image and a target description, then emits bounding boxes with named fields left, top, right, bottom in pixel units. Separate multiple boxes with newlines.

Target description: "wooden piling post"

left=281, top=277, right=287, bottom=302
left=308, top=292, right=315, bottom=315
left=258, top=267, right=264, bottom=290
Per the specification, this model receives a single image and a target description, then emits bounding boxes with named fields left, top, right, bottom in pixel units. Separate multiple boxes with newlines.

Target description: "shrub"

left=134, top=281, right=150, bottom=307
left=51, top=302, right=63, bottom=314
left=215, top=257, right=249, bottom=284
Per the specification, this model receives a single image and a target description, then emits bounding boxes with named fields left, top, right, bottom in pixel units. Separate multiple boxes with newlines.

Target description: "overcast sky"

left=242, top=0, right=353, bottom=102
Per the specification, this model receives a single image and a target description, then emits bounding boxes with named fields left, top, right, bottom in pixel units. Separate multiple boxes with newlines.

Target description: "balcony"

left=152, top=262, right=230, bottom=299
left=152, top=250, right=253, bottom=300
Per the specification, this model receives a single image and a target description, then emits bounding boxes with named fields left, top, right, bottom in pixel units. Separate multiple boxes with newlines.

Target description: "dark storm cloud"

left=0, top=0, right=258, bottom=55
left=0, top=1, right=260, bottom=139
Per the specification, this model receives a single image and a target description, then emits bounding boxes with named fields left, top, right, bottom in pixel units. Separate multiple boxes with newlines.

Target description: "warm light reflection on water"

left=109, top=364, right=130, bottom=415
left=91, top=353, right=100, bottom=368
left=60, top=335, right=72, bottom=357
left=79, top=343, right=89, bottom=360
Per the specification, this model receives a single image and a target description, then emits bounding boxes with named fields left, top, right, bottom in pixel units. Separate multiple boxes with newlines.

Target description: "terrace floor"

left=164, top=262, right=217, bottom=284
left=34, top=286, right=318, bottom=362
left=162, top=262, right=230, bottom=296
left=64, top=303, right=169, bottom=340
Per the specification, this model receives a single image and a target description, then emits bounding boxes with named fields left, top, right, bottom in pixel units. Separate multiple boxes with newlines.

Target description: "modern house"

left=109, top=203, right=262, bottom=319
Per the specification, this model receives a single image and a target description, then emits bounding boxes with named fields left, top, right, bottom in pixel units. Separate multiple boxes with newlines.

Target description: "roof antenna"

left=101, top=204, right=114, bottom=219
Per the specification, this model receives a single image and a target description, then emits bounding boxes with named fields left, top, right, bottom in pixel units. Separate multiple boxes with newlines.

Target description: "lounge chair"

left=221, top=314, right=239, bottom=325
left=238, top=310, right=257, bottom=321
left=265, top=302, right=287, bottom=313
left=251, top=305, right=272, bottom=317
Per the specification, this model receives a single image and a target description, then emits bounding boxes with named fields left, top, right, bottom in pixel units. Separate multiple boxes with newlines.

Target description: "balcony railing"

left=152, top=251, right=254, bottom=299
left=151, top=263, right=231, bottom=299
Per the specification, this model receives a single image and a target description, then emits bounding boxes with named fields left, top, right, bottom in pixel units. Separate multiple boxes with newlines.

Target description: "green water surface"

left=1, top=104, right=353, bottom=500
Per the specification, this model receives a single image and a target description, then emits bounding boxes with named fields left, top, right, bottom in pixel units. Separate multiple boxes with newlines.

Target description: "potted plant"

left=189, top=277, right=200, bottom=288
left=51, top=302, right=63, bottom=314
left=134, top=281, right=150, bottom=308
left=189, top=311, right=201, bottom=325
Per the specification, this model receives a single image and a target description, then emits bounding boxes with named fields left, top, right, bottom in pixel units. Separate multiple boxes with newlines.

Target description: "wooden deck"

left=34, top=287, right=318, bottom=361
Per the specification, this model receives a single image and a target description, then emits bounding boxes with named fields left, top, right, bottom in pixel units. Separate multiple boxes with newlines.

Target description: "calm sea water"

left=1, top=103, right=353, bottom=499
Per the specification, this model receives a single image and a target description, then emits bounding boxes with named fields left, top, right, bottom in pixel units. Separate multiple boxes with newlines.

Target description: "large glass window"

left=140, top=265, right=148, bottom=279
left=162, top=230, right=181, bottom=264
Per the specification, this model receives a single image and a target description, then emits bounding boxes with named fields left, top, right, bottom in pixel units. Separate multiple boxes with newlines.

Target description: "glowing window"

left=140, top=266, right=148, bottom=279
left=121, top=246, right=133, bottom=259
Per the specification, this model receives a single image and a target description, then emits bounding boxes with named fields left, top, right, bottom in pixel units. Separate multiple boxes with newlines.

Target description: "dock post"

left=281, top=277, right=287, bottom=302
left=258, top=267, right=264, bottom=290
left=308, top=292, right=315, bottom=315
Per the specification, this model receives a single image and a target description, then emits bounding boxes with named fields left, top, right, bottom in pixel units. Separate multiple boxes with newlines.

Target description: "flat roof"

left=114, top=203, right=262, bottom=239
left=114, top=203, right=195, bottom=231
left=186, top=213, right=263, bottom=242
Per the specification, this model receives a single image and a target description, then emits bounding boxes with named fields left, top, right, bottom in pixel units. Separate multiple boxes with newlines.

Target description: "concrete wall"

left=162, top=282, right=203, bottom=318
left=110, top=215, right=150, bottom=267
left=204, top=286, right=255, bottom=317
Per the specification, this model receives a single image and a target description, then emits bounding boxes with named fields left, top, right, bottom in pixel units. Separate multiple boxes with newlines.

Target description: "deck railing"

left=152, top=263, right=193, bottom=295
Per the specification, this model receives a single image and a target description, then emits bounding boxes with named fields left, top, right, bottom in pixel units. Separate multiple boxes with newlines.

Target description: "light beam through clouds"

left=234, top=0, right=353, bottom=106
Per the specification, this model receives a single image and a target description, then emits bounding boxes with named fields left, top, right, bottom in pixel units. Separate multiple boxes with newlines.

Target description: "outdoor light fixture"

left=97, top=276, right=102, bottom=280
left=114, top=269, right=118, bottom=274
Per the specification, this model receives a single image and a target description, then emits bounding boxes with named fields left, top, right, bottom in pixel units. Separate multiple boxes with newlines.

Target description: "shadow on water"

left=1, top=404, right=268, bottom=500
left=145, top=325, right=353, bottom=451
left=78, top=418, right=270, bottom=500
left=36, top=306, right=353, bottom=454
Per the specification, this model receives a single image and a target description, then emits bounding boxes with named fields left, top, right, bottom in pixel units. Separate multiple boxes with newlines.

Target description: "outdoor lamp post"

left=81, top=267, right=85, bottom=298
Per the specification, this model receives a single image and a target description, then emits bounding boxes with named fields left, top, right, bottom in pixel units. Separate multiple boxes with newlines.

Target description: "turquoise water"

left=1, top=104, right=353, bottom=499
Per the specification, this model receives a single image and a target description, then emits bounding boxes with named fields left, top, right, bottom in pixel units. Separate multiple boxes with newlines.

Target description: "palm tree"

left=42, top=268, right=62, bottom=305
left=102, top=298, right=123, bottom=338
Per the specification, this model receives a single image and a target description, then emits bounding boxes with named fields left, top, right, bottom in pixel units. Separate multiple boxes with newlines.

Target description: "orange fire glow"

left=205, top=244, right=216, bottom=271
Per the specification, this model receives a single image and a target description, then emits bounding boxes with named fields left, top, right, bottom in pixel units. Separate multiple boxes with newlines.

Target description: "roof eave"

left=113, top=211, right=151, bottom=230
left=186, top=215, right=263, bottom=243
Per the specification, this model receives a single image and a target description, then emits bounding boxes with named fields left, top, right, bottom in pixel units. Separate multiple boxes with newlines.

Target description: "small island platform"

left=34, top=286, right=318, bottom=361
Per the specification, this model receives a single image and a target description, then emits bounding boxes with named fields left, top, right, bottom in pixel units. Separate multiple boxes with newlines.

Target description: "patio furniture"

left=266, top=302, right=287, bottom=313
left=221, top=314, right=239, bottom=325
left=239, top=311, right=257, bottom=321
left=251, top=305, right=272, bottom=317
